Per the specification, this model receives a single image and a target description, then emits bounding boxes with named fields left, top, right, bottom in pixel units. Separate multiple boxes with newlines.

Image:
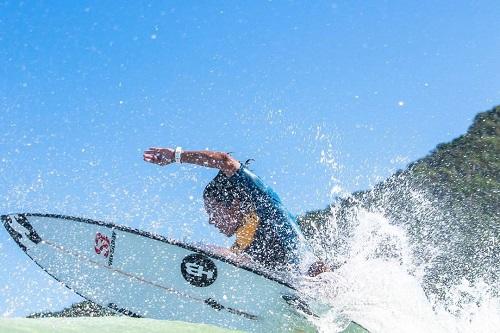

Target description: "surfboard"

left=2, top=213, right=368, bottom=333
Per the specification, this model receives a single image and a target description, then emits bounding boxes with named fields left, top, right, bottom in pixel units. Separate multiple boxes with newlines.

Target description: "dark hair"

left=204, top=172, right=236, bottom=205
left=203, top=172, right=252, bottom=211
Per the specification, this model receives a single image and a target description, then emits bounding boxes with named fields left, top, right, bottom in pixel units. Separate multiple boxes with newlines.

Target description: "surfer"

left=143, top=147, right=328, bottom=276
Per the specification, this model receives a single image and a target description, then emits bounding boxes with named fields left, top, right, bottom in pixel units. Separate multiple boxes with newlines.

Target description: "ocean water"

left=0, top=317, right=241, bottom=333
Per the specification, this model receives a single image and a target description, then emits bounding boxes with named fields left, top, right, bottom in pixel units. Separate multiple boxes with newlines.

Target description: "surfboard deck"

left=2, top=213, right=368, bottom=333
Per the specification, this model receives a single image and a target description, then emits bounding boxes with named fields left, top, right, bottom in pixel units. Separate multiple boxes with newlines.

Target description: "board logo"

left=94, top=232, right=110, bottom=258
left=181, top=254, right=217, bottom=287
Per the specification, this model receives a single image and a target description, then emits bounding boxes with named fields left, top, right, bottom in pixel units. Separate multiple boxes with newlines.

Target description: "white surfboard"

left=2, top=213, right=368, bottom=333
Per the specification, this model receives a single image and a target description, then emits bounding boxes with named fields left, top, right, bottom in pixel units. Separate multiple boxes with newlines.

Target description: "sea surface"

left=0, top=317, right=241, bottom=333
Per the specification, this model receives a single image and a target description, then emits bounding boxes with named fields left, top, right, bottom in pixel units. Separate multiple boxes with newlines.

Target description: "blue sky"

left=1, top=1, right=499, bottom=316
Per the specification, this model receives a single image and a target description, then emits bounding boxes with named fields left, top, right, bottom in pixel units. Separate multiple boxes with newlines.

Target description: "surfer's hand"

left=143, top=147, right=175, bottom=166
left=307, top=261, right=331, bottom=277
left=232, top=253, right=254, bottom=266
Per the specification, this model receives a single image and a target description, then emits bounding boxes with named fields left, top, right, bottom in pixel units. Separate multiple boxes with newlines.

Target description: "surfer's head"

left=203, top=172, right=251, bottom=236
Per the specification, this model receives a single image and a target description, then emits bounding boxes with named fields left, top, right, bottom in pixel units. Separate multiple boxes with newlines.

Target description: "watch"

left=174, top=147, right=183, bottom=163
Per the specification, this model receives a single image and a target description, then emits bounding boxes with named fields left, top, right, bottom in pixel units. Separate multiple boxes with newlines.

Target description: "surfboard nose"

left=2, top=214, right=42, bottom=252
left=2, top=214, right=27, bottom=251
left=2, top=214, right=13, bottom=228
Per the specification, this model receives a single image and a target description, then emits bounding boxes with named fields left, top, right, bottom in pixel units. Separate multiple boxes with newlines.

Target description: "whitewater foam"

left=299, top=208, right=499, bottom=333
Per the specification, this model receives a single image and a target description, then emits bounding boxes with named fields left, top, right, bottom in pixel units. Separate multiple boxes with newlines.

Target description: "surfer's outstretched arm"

left=143, top=147, right=240, bottom=177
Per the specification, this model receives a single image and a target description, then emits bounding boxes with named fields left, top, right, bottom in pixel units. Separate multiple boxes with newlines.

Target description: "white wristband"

left=174, top=147, right=183, bottom=163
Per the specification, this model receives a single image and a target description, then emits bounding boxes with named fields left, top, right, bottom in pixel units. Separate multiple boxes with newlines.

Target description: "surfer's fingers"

left=143, top=153, right=161, bottom=162
left=144, top=150, right=163, bottom=157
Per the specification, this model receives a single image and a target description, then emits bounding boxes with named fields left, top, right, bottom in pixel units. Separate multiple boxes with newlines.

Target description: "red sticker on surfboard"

left=94, top=232, right=110, bottom=258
